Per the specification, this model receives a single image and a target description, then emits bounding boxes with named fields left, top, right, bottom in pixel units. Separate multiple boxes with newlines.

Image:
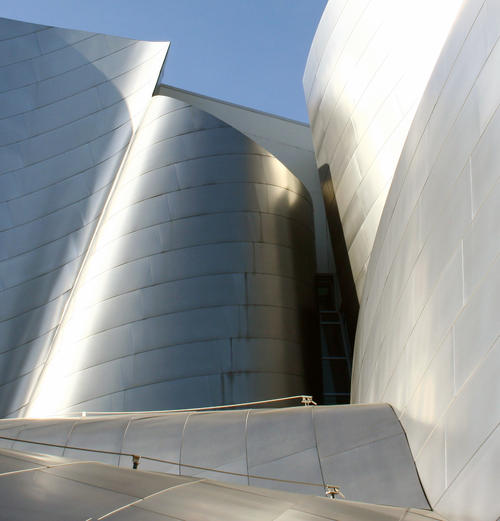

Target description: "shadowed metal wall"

left=303, top=0, right=462, bottom=297
left=0, top=18, right=169, bottom=417
left=157, top=84, right=335, bottom=273
left=0, top=405, right=428, bottom=508
left=27, top=95, right=317, bottom=416
left=352, top=1, right=500, bottom=519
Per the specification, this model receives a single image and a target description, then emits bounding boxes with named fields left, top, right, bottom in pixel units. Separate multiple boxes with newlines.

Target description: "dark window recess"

left=316, top=274, right=352, bottom=404
left=323, top=394, right=350, bottom=405
left=318, top=164, right=359, bottom=348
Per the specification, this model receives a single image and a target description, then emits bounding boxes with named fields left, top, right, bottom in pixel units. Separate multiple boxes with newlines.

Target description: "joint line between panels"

left=97, top=479, right=205, bottom=520
left=0, top=435, right=329, bottom=489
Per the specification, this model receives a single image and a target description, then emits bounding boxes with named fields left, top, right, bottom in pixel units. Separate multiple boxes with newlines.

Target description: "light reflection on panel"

left=0, top=447, right=445, bottom=521
left=0, top=404, right=428, bottom=508
left=26, top=95, right=317, bottom=416
left=0, top=17, right=169, bottom=417
left=157, top=84, right=334, bottom=273
left=303, top=0, right=463, bottom=296
left=352, top=1, right=500, bottom=520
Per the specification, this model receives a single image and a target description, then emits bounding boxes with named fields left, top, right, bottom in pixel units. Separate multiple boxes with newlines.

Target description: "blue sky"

left=1, top=0, right=327, bottom=122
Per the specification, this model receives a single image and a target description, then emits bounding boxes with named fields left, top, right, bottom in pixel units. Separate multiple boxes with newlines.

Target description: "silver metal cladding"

left=26, top=95, right=318, bottom=415
left=0, top=17, right=169, bottom=417
left=352, top=1, right=500, bottom=520
left=303, top=0, right=463, bottom=297
left=0, top=404, right=429, bottom=508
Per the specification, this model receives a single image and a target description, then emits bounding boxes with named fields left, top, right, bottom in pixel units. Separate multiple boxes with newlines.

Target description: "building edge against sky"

left=0, top=19, right=169, bottom=417
left=0, top=17, right=324, bottom=417
left=303, top=0, right=464, bottom=299
left=304, top=1, right=499, bottom=520
left=351, top=1, right=500, bottom=519
left=0, top=1, right=498, bottom=519
left=156, top=84, right=336, bottom=275
left=27, top=94, right=318, bottom=416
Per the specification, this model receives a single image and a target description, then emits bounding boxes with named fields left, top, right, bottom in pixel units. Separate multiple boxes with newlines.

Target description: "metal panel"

left=247, top=408, right=323, bottom=495
left=157, top=84, right=334, bottom=272
left=121, top=414, right=188, bottom=474
left=0, top=467, right=137, bottom=521
left=0, top=17, right=169, bottom=418
left=0, top=447, right=440, bottom=521
left=180, top=411, right=248, bottom=484
left=0, top=405, right=429, bottom=508
left=65, top=418, right=130, bottom=465
left=303, top=0, right=463, bottom=297
left=352, top=1, right=500, bottom=520
left=25, top=95, right=317, bottom=415
left=12, top=419, right=74, bottom=456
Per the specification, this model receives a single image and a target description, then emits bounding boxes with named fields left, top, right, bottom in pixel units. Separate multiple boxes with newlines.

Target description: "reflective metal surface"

left=0, top=404, right=428, bottom=508
left=352, top=1, right=500, bottom=520
left=0, top=18, right=318, bottom=418
left=0, top=17, right=169, bottom=418
left=26, top=94, right=317, bottom=416
left=303, top=0, right=463, bottom=296
left=157, top=84, right=335, bottom=273
left=3, top=12, right=489, bottom=521
left=0, top=447, right=445, bottom=521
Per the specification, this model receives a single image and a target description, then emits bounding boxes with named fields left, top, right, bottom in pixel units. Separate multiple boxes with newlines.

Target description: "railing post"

left=132, top=454, right=140, bottom=469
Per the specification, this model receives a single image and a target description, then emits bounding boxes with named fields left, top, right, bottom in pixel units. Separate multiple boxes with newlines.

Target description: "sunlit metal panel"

left=303, top=0, right=463, bottom=297
left=0, top=446, right=445, bottom=521
left=0, top=17, right=169, bottom=417
left=352, top=1, right=500, bottom=519
left=26, top=95, right=317, bottom=416
left=0, top=404, right=429, bottom=507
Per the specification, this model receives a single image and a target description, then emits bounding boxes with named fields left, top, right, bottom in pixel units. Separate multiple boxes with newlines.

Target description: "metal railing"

left=54, top=395, right=318, bottom=418
left=0, top=432, right=342, bottom=499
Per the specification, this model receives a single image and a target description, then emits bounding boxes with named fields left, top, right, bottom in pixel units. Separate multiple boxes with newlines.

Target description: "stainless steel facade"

left=0, top=17, right=318, bottom=418
left=0, top=404, right=428, bottom=508
left=303, top=0, right=463, bottom=297
left=303, top=1, right=500, bottom=520
left=0, top=447, right=444, bottom=521
left=157, top=84, right=335, bottom=273
left=3, top=9, right=497, bottom=521
left=27, top=95, right=317, bottom=416
left=349, top=1, right=500, bottom=520
left=0, top=18, right=169, bottom=417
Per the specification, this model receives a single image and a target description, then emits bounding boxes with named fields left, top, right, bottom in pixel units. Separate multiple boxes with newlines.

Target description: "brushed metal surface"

left=303, top=0, right=463, bottom=297
left=352, top=1, right=500, bottom=520
left=157, top=84, right=335, bottom=273
left=25, top=95, right=317, bottom=416
left=0, top=404, right=429, bottom=508
left=0, top=17, right=169, bottom=418
left=0, top=447, right=445, bottom=521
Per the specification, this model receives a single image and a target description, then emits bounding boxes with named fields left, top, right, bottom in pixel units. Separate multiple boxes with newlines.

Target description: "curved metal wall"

left=0, top=18, right=169, bottom=417
left=157, top=84, right=335, bottom=273
left=26, top=95, right=317, bottom=416
left=0, top=405, right=428, bottom=508
left=352, top=1, right=500, bottom=520
left=303, top=0, right=463, bottom=296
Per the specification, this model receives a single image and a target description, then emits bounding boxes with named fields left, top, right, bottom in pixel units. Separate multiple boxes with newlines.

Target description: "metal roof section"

left=2, top=8, right=492, bottom=521
left=0, top=404, right=429, bottom=509
left=0, top=447, right=446, bottom=521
